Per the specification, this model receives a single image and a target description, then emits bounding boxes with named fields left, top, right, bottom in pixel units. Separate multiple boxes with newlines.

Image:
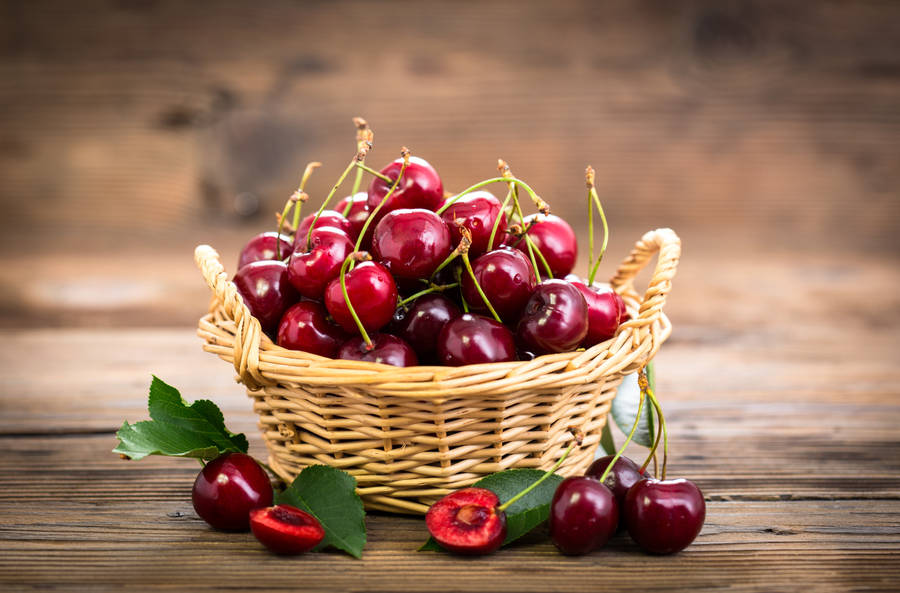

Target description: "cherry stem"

left=306, top=159, right=357, bottom=250
left=587, top=167, right=595, bottom=278
left=356, top=162, right=393, bottom=183
left=487, top=188, right=513, bottom=251
left=430, top=248, right=461, bottom=280
left=498, top=160, right=546, bottom=281
left=346, top=117, right=372, bottom=215
left=525, top=233, right=553, bottom=279
left=275, top=196, right=298, bottom=261
left=398, top=282, right=459, bottom=307
left=462, top=250, right=502, bottom=324
left=455, top=266, right=469, bottom=313
left=586, top=177, right=609, bottom=287
left=498, top=432, right=581, bottom=512
left=644, top=380, right=668, bottom=480
left=339, top=252, right=373, bottom=349
left=434, top=176, right=543, bottom=216
left=353, top=148, right=410, bottom=254
left=640, top=376, right=664, bottom=476
left=597, top=385, right=645, bottom=483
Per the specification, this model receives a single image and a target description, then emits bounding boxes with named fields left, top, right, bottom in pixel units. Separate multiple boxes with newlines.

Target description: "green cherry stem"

left=498, top=429, right=583, bottom=512
left=487, top=188, right=513, bottom=252
left=640, top=376, right=664, bottom=476
left=587, top=167, right=595, bottom=277
left=586, top=169, right=609, bottom=287
left=455, top=266, right=470, bottom=313
left=459, top=228, right=502, bottom=323
left=434, top=176, right=543, bottom=216
left=345, top=118, right=372, bottom=215
left=356, top=162, right=393, bottom=183
left=275, top=195, right=298, bottom=261
left=398, top=282, right=459, bottom=307
left=498, top=159, right=543, bottom=282
left=339, top=252, right=374, bottom=349
left=525, top=233, right=554, bottom=279
left=642, top=375, right=668, bottom=480
left=597, top=382, right=645, bottom=484
left=353, top=147, right=410, bottom=254
left=306, top=159, right=357, bottom=250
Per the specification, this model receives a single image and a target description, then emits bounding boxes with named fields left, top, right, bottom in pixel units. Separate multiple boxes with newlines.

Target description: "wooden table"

left=1, top=241, right=898, bottom=592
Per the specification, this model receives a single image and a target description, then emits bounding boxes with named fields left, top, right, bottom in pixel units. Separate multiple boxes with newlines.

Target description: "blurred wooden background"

left=1, top=0, right=898, bottom=330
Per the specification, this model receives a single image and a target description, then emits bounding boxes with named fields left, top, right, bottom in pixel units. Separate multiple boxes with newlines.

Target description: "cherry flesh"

left=570, top=281, right=624, bottom=347
left=437, top=313, right=517, bottom=366
left=514, top=213, right=578, bottom=278
left=249, top=504, right=325, bottom=555
left=286, top=227, right=354, bottom=300
left=372, top=208, right=452, bottom=281
left=238, top=232, right=293, bottom=269
left=389, top=294, right=461, bottom=363
left=277, top=301, right=349, bottom=358
left=335, top=192, right=371, bottom=245
left=516, top=279, right=588, bottom=354
left=549, top=476, right=618, bottom=556
left=367, top=156, right=444, bottom=220
left=461, top=248, right=537, bottom=322
left=324, top=261, right=398, bottom=334
left=337, top=333, right=418, bottom=367
left=425, top=487, right=507, bottom=555
left=624, top=478, right=706, bottom=555
left=585, top=455, right=645, bottom=531
left=293, top=210, right=354, bottom=249
left=440, top=191, right=507, bottom=258
left=191, top=452, right=274, bottom=531
left=233, top=260, right=299, bottom=336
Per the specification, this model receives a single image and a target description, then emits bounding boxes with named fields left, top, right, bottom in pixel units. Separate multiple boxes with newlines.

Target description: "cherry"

left=335, top=192, right=371, bottom=245
left=461, top=248, right=536, bottom=322
left=372, top=209, right=452, bottom=281
left=293, top=210, right=354, bottom=250
left=570, top=281, right=624, bottom=347
left=238, top=232, right=293, bottom=269
left=516, top=279, right=588, bottom=354
left=324, top=260, right=398, bottom=334
left=439, top=190, right=507, bottom=258
left=437, top=313, right=516, bottom=366
left=624, top=478, right=706, bottom=555
left=338, top=333, right=418, bottom=367
left=549, top=476, right=618, bottom=556
left=277, top=301, right=349, bottom=358
left=286, top=227, right=354, bottom=300
left=389, top=294, right=461, bottom=363
left=233, top=260, right=299, bottom=336
left=367, top=156, right=443, bottom=219
left=191, top=453, right=273, bottom=531
left=426, top=488, right=507, bottom=555
left=249, top=504, right=325, bottom=555
left=585, top=455, right=644, bottom=531
left=514, top=213, right=577, bottom=278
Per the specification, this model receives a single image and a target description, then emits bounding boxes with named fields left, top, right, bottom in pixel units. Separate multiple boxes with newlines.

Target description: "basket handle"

left=609, top=228, right=681, bottom=325
left=194, top=245, right=269, bottom=389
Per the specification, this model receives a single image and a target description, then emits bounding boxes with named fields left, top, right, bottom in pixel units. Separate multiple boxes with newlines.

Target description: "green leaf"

left=610, top=363, right=656, bottom=448
left=420, top=468, right=564, bottom=552
left=276, top=465, right=366, bottom=558
left=113, top=376, right=248, bottom=461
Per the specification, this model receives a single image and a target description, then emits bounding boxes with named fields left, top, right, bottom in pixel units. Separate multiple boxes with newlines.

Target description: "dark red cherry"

left=437, top=313, right=516, bottom=366
left=249, top=504, right=325, bottom=555
left=337, top=333, right=418, bottom=367
left=549, top=476, right=618, bottom=555
left=461, top=248, right=537, bottom=322
left=514, top=214, right=577, bottom=278
left=335, top=192, right=371, bottom=245
left=624, top=478, right=706, bottom=555
left=191, top=452, right=274, bottom=531
left=425, top=487, right=507, bottom=555
left=367, top=156, right=443, bottom=220
left=277, top=301, right=349, bottom=357
left=238, top=232, right=293, bottom=269
left=516, top=279, right=588, bottom=354
left=440, top=191, right=507, bottom=258
left=233, top=260, right=299, bottom=335
left=585, top=455, right=645, bottom=531
left=293, top=210, right=354, bottom=250
left=390, top=294, right=461, bottom=363
left=286, top=227, right=354, bottom=300
left=570, top=281, right=624, bottom=347
left=324, top=261, right=398, bottom=334
left=372, top=209, right=452, bottom=281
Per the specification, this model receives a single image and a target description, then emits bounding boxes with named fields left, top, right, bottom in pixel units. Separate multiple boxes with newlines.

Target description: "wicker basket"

left=195, top=227, right=680, bottom=514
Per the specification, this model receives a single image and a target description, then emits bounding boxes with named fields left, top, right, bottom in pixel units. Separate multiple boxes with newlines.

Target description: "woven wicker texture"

left=195, top=228, right=681, bottom=514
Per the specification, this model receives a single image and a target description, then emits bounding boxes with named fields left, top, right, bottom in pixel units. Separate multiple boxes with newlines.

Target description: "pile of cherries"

left=427, top=436, right=706, bottom=557
left=233, top=120, right=628, bottom=366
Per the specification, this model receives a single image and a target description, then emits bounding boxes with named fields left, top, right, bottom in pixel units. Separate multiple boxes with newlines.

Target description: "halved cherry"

left=249, top=504, right=325, bottom=555
left=425, top=488, right=507, bottom=555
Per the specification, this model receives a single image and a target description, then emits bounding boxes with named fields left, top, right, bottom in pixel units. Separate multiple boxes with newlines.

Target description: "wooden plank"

left=0, top=434, right=897, bottom=593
